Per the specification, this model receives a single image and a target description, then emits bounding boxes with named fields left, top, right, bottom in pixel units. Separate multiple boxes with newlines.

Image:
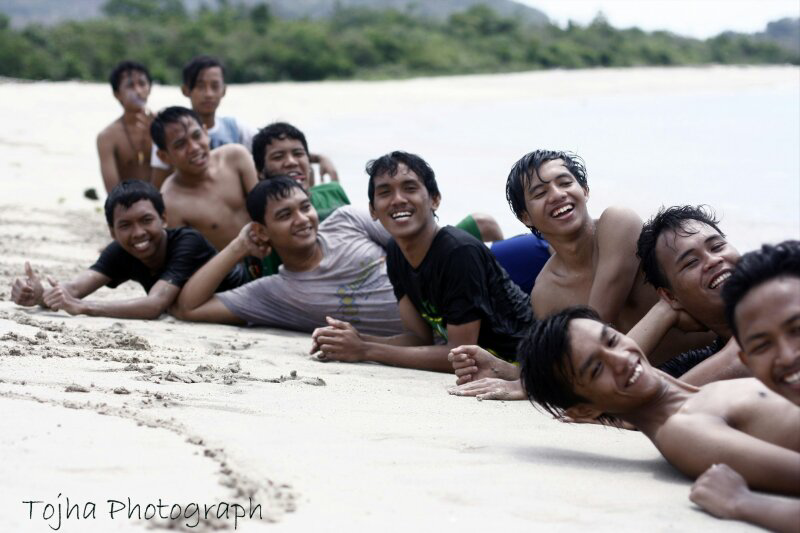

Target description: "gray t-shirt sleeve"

left=337, top=206, right=391, bottom=247
left=215, top=277, right=287, bottom=327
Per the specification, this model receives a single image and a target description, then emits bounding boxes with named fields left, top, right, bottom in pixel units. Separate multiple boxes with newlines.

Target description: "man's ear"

left=108, top=225, right=116, bottom=240
left=157, top=148, right=171, bottom=166
left=737, top=348, right=749, bottom=369
left=431, top=193, right=441, bottom=212
left=565, top=404, right=604, bottom=421
left=181, top=84, right=190, bottom=98
left=368, top=203, right=378, bottom=221
left=657, top=286, right=684, bottom=312
left=252, top=221, right=269, bottom=239
left=160, top=210, right=168, bottom=228
left=519, top=210, right=534, bottom=228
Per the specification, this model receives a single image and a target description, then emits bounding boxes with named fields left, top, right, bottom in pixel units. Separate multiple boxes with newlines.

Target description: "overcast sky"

left=519, top=0, right=800, bottom=38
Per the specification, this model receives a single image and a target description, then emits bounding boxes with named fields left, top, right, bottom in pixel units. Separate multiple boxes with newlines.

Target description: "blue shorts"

left=490, top=234, right=550, bottom=295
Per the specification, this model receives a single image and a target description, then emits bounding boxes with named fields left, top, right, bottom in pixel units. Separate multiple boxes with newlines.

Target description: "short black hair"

left=252, top=122, right=310, bottom=176
left=182, top=55, right=226, bottom=91
left=637, top=205, right=725, bottom=290
left=109, top=60, right=151, bottom=92
left=104, top=180, right=164, bottom=226
left=518, top=306, right=602, bottom=420
left=506, top=150, right=588, bottom=238
left=150, top=106, right=203, bottom=151
left=246, top=175, right=309, bottom=224
left=722, top=240, right=800, bottom=341
left=366, top=151, right=440, bottom=206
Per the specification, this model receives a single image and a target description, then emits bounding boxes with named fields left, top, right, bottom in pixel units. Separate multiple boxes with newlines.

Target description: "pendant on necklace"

left=138, top=151, right=144, bottom=165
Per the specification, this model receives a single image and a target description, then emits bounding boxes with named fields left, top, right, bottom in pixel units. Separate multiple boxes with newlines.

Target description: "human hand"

left=311, top=316, right=365, bottom=363
left=690, top=464, right=749, bottom=519
left=11, top=262, right=44, bottom=307
left=42, top=278, right=85, bottom=316
left=448, top=378, right=525, bottom=401
left=316, top=154, right=339, bottom=183
left=447, top=345, right=519, bottom=385
left=236, top=222, right=271, bottom=258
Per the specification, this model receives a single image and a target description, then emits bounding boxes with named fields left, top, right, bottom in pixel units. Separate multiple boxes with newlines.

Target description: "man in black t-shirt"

left=10, top=180, right=245, bottom=319
left=310, top=151, right=533, bottom=375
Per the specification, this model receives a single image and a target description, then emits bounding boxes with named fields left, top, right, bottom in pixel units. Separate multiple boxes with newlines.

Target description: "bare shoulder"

left=215, top=143, right=250, bottom=164
left=97, top=120, right=122, bottom=144
left=597, top=206, right=643, bottom=236
left=531, top=260, right=559, bottom=318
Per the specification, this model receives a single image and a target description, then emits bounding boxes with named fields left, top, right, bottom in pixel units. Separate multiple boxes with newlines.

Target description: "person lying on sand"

left=252, top=122, right=513, bottom=277
left=97, top=60, right=155, bottom=193
left=450, top=153, right=720, bottom=400
left=518, top=306, right=800, bottom=496
left=151, top=106, right=258, bottom=252
left=171, top=176, right=403, bottom=336
left=309, top=151, right=533, bottom=372
left=10, top=180, right=246, bottom=319
left=152, top=56, right=339, bottom=188
left=687, top=241, right=800, bottom=533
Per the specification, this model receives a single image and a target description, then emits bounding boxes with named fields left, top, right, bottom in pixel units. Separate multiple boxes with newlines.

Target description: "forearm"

left=177, top=241, right=246, bottom=311
left=628, top=301, right=676, bottom=357
left=359, top=332, right=429, bottom=347
left=79, top=297, right=167, bottom=320
left=735, top=492, right=800, bottom=533
left=679, top=343, right=750, bottom=386
left=361, top=342, right=454, bottom=373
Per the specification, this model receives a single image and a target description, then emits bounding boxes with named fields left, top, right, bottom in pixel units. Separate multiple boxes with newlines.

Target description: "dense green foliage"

left=0, top=0, right=797, bottom=83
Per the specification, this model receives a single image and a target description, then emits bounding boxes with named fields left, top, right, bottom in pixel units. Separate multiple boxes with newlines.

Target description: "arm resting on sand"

left=659, top=414, right=800, bottom=495
left=45, top=276, right=179, bottom=320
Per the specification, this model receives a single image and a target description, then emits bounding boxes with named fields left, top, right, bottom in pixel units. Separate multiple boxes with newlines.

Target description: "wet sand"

left=2, top=66, right=796, bottom=531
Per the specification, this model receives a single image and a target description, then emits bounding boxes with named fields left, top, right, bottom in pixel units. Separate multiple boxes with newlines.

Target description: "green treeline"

left=0, top=0, right=797, bottom=83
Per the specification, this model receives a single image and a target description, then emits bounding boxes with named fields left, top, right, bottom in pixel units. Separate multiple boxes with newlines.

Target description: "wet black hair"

left=252, top=122, right=310, bottom=176
left=104, top=180, right=165, bottom=226
left=722, top=240, right=800, bottom=341
left=366, top=151, right=440, bottom=207
left=150, top=106, right=204, bottom=151
left=182, top=55, right=226, bottom=91
left=109, top=60, right=151, bottom=92
left=246, top=175, right=309, bottom=224
left=506, top=150, right=589, bottom=238
left=637, top=205, right=725, bottom=290
left=518, top=306, right=606, bottom=420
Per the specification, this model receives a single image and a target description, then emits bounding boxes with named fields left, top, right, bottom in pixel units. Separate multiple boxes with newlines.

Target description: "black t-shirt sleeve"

left=386, top=241, right=406, bottom=302
left=437, top=244, right=490, bottom=325
left=656, top=338, right=722, bottom=378
left=159, top=230, right=217, bottom=288
left=89, top=241, right=133, bottom=288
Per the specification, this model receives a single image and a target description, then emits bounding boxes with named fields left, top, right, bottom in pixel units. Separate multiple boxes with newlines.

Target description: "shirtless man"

left=518, top=306, right=800, bottom=495
left=450, top=151, right=713, bottom=400
left=150, top=106, right=258, bottom=251
left=687, top=241, right=800, bottom=533
left=10, top=181, right=245, bottom=319
left=97, top=60, right=154, bottom=193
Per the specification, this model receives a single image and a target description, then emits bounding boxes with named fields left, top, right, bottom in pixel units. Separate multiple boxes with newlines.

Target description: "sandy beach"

left=1, top=66, right=798, bottom=531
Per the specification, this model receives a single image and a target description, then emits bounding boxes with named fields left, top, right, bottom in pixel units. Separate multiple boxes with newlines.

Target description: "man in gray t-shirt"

left=172, top=176, right=403, bottom=336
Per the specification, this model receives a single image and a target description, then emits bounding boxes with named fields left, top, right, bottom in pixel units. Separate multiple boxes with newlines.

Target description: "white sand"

left=2, top=66, right=795, bottom=531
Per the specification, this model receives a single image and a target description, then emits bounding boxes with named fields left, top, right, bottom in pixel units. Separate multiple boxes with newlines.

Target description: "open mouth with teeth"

left=709, top=271, right=732, bottom=289
left=551, top=204, right=574, bottom=218
left=626, top=361, right=643, bottom=387
left=781, top=368, right=800, bottom=386
left=132, top=240, right=150, bottom=252
left=286, top=171, right=306, bottom=184
left=188, top=152, right=208, bottom=166
left=390, top=211, right=413, bottom=221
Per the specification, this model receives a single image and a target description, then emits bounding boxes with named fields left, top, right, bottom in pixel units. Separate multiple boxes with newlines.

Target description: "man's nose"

left=775, top=337, right=799, bottom=367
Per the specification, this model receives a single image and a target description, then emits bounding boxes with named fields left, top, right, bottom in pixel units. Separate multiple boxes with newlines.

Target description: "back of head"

left=366, top=151, right=439, bottom=206
left=109, top=60, right=151, bottom=92
left=246, top=175, right=308, bottom=224
left=518, top=306, right=600, bottom=418
left=506, top=150, right=588, bottom=237
left=637, top=205, right=725, bottom=290
left=182, top=55, right=225, bottom=91
left=104, top=180, right=164, bottom=226
left=150, top=106, right=203, bottom=151
left=252, top=122, right=310, bottom=176
left=722, top=240, right=800, bottom=340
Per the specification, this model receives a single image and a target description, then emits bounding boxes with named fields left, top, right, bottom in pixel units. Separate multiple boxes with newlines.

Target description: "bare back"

left=161, top=144, right=255, bottom=250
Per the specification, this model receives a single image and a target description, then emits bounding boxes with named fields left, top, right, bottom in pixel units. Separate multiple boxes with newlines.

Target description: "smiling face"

left=158, top=116, right=210, bottom=174
left=114, top=70, right=151, bottom=112
left=655, top=220, right=741, bottom=330
left=369, top=163, right=440, bottom=241
left=519, top=159, right=590, bottom=237
left=184, top=66, right=225, bottom=117
left=565, top=318, right=662, bottom=414
left=735, top=276, right=800, bottom=405
left=262, top=187, right=319, bottom=252
left=109, top=199, right=166, bottom=264
left=263, top=137, right=312, bottom=186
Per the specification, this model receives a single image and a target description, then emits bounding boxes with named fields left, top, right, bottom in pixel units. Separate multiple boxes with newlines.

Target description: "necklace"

left=121, top=118, right=145, bottom=166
